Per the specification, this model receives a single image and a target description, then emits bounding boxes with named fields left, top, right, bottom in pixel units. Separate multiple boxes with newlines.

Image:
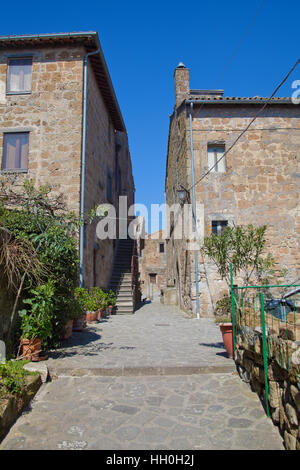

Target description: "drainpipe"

left=79, top=48, right=100, bottom=287
left=189, top=102, right=200, bottom=319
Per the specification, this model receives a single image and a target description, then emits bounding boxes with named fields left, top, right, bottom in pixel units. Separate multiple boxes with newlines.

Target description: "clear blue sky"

left=1, top=0, right=299, bottom=233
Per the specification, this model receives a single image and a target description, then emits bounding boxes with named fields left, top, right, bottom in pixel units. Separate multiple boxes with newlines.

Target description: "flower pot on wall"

left=21, top=338, right=42, bottom=361
left=219, top=323, right=234, bottom=358
left=64, top=320, right=73, bottom=339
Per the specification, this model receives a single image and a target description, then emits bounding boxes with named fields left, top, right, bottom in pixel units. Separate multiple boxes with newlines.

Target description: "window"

left=149, top=273, right=157, bottom=284
left=2, top=132, right=29, bottom=171
left=212, top=220, right=228, bottom=237
left=7, top=57, right=32, bottom=94
left=159, top=243, right=165, bottom=253
left=207, top=144, right=225, bottom=173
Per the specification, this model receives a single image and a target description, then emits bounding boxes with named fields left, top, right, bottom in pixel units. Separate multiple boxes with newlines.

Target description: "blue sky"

left=1, top=0, right=300, bottom=233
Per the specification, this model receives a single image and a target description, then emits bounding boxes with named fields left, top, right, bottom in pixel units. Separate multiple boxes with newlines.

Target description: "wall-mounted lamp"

left=177, top=185, right=190, bottom=204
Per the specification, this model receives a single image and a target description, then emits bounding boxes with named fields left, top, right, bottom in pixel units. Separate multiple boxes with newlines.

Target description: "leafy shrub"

left=19, top=281, right=55, bottom=342
left=202, top=224, right=275, bottom=288
left=0, top=360, right=35, bottom=397
left=75, top=287, right=116, bottom=312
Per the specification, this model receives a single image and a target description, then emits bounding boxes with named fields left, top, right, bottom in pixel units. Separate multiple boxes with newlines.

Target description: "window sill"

left=1, top=169, right=28, bottom=174
left=6, top=91, right=32, bottom=96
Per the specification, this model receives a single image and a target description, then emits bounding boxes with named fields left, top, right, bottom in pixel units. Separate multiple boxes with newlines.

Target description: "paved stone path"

left=0, top=301, right=284, bottom=450
left=46, top=301, right=235, bottom=375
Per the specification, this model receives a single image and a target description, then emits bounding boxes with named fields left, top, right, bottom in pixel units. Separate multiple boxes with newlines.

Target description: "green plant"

left=63, top=295, right=84, bottom=321
left=0, top=179, right=82, bottom=351
left=74, top=287, right=88, bottom=308
left=74, top=287, right=97, bottom=312
left=74, top=287, right=115, bottom=312
left=90, top=287, right=106, bottom=311
left=0, top=360, right=35, bottom=397
left=105, top=289, right=116, bottom=307
left=202, top=224, right=275, bottom=288
left=18, top=281, right=55, bottom=342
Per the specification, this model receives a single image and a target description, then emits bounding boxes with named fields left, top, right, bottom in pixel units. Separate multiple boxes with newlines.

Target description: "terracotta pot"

left=73, top=315, right=86, bottom=331
left=97, top=309, right=103, bottom=320
left=219, top=323, right=234, bottom=358
left=21, top=338, right=42, bottom=361
left=64, top=320, right=73, bottom=339
left=86, top=311, right=97, bottom=323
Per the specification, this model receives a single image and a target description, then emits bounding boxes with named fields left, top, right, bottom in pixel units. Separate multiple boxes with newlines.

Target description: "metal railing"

left=230, top=263, right=300, bottom=417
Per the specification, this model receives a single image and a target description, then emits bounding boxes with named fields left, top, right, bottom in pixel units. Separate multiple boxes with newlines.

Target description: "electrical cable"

left=214, top=0, right=267, bottom=87
left=187, top=58, right=300, bottom=192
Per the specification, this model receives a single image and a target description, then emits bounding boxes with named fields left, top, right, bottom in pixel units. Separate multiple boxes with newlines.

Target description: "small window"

left=207, top=144, right=225, bottom=173
left=2, top=132, right=29, bottom=171
left=212, top=220, right=228, bottom=236
left=159, top=243, right=165, bottom=253
left=149, top=273, right=157, bottom=284
left=7, top=57, right=32, bottom=94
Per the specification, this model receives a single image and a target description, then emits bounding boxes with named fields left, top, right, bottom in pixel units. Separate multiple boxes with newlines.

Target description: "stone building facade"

left=165, top=63, right=300, bottom=317
left=0, top=32, right=135, bottom=289
left=138, top=229, right=167, bottom=300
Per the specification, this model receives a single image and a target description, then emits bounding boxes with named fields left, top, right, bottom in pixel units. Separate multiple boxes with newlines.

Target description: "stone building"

left=0, top=31, right=135, bottom=289
left=165, top=62, right=300, bottom=317
left=138, top=229, right=167, bottom=300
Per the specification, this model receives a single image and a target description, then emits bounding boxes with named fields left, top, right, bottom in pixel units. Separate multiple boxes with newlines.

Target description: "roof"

left=0, top=32, right=126, bottom=132
left=187, top=96, right=293, bottom=104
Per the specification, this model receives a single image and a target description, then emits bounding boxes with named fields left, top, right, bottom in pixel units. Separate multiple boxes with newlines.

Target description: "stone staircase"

left=108, top=238, right=135, bottom=314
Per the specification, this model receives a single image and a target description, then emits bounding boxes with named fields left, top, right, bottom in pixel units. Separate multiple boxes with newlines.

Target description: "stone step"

left=110, top=279, right=132, bottom=286
left=116, top=293, right=132, bottom=299
left=115, top=309, right=134, bottom=315
left=116, top=301, right=133, bottom=308
left=110, top=275, right=131, bottom=280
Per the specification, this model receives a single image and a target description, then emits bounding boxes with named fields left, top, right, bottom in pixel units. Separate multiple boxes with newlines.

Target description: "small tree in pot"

left=202, top=224, right=275, bottom=358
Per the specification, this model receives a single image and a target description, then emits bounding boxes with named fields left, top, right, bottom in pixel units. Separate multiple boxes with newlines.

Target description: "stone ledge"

left=48, top=364, right=235, bottom=378
left=0, top=374, right=42, bottom=442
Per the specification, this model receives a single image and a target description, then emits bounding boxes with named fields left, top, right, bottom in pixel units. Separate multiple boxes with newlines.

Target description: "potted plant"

left=213, top=294, right=234, bottom=358
left=62, top=295, right=85, bottom=336
left=74, top=287, right=98, bottom=323
left=18, top=282, right=54, bottom=361
left=90, top=287, right=105, bottom=320
left=72, top=292, right=87, bottom=331
left=105, top=289, right=116, bottom=315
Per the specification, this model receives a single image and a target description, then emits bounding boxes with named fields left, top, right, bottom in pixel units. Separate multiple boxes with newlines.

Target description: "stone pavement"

left=46, top=301, right=234, bottom=376
left=0, top=301, right=285, bottom=450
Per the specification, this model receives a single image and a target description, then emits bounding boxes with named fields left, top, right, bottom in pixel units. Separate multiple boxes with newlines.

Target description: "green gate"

left=230, top=263, right=300, bottom=417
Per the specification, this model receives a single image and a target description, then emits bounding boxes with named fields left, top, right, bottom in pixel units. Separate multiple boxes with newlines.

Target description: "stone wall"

left=84, top=61, right=135, bottom=287
left=165, top=110, right=193, bottom=313
left=235, top=318, right=300, bottom=450
left=166, top=101, right=300, bottom=317
left=139, top=230, right=167, bottom=299
left=0, top=46, right=84, bottom=214
left=0, top=45, right=135, bottom=290
left=84, top=59, right=116, bottom=288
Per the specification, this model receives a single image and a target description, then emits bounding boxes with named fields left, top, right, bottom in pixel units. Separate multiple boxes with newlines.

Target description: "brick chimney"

left=174, top=62, right=189, bottom=108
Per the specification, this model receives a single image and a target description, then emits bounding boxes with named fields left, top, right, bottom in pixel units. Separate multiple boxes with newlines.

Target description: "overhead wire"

left=187, top=57, right=300, bottom=192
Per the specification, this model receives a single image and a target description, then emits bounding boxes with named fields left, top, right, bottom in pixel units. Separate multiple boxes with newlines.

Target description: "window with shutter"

left=207, top=144, right=226, bottom=172
left=2, top=132, right=29, bottom=171
left=7, top=57, right=33, bottom=94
